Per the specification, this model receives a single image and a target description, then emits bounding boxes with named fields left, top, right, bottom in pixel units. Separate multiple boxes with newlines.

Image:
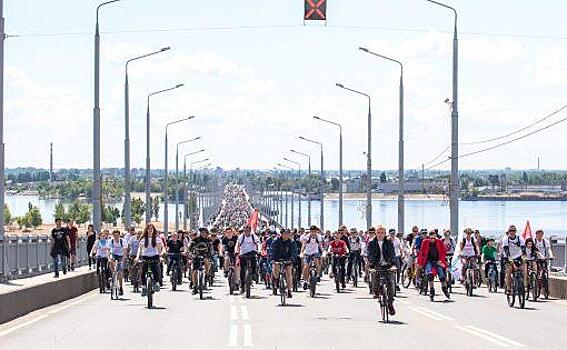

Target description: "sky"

left=4, top=0, right=567, bottom=171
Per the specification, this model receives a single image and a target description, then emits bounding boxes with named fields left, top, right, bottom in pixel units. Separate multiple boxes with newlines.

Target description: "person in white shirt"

left=236, top=226, right=259, bottom=293
left=502, top=224, right=527, bottom=294
left=347, top=228, right=363, bottom=283
left=388, top=229, right=403, bottom=290
left=534, top=229, right=554, bottom=278
left=300, top=225, right=323, bottom=290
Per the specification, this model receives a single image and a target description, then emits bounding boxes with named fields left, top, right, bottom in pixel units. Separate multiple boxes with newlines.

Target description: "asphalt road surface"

left=2, top=273, right=567, bottom=350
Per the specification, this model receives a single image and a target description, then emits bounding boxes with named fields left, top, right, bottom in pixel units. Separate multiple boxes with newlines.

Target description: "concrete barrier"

left=0, top=270, right=97, bottom=324
left=549, top=275, right=567, bottom=300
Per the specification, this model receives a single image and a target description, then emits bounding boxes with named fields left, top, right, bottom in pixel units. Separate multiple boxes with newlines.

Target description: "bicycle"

left=375, top=264, right=393, bottom=323
left=526, top=260, right=539, bottom=301
left=350, top=254, right=360, bottom=288
left=445, top=255, right=454, bottom=293
left=128, top=256, right=140, bottom=293
left=96, top=257, right=110, bottom=294
left=536, top=258, right=551, bottom=300
left=193, top=255, right=207, bottom=300
left=506, top=259, right=526, bottom=309
left=401, top=258, right=416, bottom=289
left=463, top=257, right=479, bottom=297
left=169, top=253, right=183, bottom=291
left=486, top=260, right=499, bottom=293
left=109, top=259, right=119, bottom=300
left=332, top=255, right=345, bottom=293
left=226, top=255, right=238, bottom=295
left=242, top=256, right=254, bottom=299
left=277, top=261, right=292, bottom=306
left=141, top=259, right=158, bottom=309
left=308, top=258, right=318, bottom=298
left=208, top=255, right=216, bottom=288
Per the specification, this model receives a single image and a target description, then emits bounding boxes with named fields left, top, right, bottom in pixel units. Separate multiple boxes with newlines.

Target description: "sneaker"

left=273, top=288, right=277, bottom=296
left=287, top=290, right=292, bottom=298
left=192, top=288, right=198, bottom=295
left=303, top=282, right=308, bottom=290
left=54, top=274, right=59, bottom=278
left=341, top=283, right=346, bottom=289
left=396, top=285, right=401, bottom=292
left=442, top=287, right=450, bottom=299
left=141, top=288, right=147, bottom=297
left=63, top=268, right=67, bottom=275
left=119, top=288, right=124, bottom=296
left=388, top=305, right=396, bottom=316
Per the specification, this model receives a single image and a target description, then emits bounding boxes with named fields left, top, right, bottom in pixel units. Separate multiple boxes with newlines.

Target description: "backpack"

left=239, top=234, right=257, bottom=246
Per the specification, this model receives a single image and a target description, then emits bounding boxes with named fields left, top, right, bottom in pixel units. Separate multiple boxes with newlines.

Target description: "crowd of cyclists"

left=82, top=183, right=557, bottom=316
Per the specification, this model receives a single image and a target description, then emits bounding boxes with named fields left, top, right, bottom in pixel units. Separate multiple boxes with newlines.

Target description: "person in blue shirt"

left=270, top=229, right=298, bottom=298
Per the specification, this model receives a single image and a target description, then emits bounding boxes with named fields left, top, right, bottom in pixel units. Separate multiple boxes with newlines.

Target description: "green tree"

left=54, top=201, right=67, bottom=221
left=3, top=204, right=11, bottom=225
left=28, top=206, right=42, bottom=229
left=16, top=215, right=31, bottom=230
left=131, top=198, right=145, bottom=225
left=152, top=197, right=160, bottom=220
left=380, top=171, right=387, bottom=183
left=78, top=204, right=91, bottom=225
left=67, top=200, right=81, bottom=222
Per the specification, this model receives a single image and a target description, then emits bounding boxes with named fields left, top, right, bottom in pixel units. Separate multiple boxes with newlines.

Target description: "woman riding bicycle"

left=109, top=229, right=126, bottom=296
left=136, top=223, right=165, bottom=297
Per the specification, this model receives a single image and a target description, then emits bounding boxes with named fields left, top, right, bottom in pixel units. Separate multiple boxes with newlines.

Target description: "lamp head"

left=176, top=84, right=184, bottom=88
left=335, top=83, right=344, bottom=88
left=161, top=47, right=171, bottom=52
left=359, top=47, right=369, bottom=52
left=313, top=116, right=320, bottom=120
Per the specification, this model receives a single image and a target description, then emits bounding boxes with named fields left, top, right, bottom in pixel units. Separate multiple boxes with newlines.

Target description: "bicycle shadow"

left=380, top=320, right=407, bottom=325
left=277, top=303, right=305, bottom=308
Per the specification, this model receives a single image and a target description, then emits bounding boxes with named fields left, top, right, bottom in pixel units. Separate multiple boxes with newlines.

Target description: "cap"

left=310, top=225, right=319, bottom=231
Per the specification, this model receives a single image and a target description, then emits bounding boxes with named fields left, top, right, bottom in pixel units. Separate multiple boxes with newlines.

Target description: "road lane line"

left=0, top=315, right=48, bottom=338
left=230, top=305, right=237, bottom=320
left=464, top=325, right=525, bottom=348
left=455, top=325, right=511, bottom=348
left=244, top=324, right=253, bottom=346
left=408, top=307, right=443, bottom=321
left=241, top=306, right=250, bottom=320
left=228, top=324, right=238, bottom=347
left=414, top=306, right=454, bottom=321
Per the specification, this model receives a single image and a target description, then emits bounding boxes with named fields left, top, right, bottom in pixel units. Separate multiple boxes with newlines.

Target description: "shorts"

left=304, top=252, right=321, bottom=265
left=111, top=254, right=124, bottom=272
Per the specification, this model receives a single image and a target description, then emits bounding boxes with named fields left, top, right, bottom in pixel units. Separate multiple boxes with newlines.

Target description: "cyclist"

left=406, top=226, right=419, bottom=250
left=388, top=229, right=403, bottom=290
left=417, top=230, right=451, bottom=299
left=210, top=228, right=222, bottom=274
left=363, top=227, right=376, bottom=283
left=126, top=229, right=141, bottom=289
left=347, top=228, right=363, bottom=284
left=221, top=227, right=239, bottom=281
left=166, top=231, right=184, bottom=278
left=502, top=225, right=527, bottom=294
left=189, top=228, right=213, bottom=295
left=328, top=230, right=349, bottom=289
left=367, top=225, right=397, bottom=315
left=301, top=225, right=323, bottom=290
left=525, top=238, right=541, bottom=274
left=235, top=225, right=259, bottom=294
left=109, top=229, right=126, bottom=296
left=482, top=238, right=498, bottom=282
left=459, top=228, right=479, bottom=283
left=136, top=223, right=165, bottom=297
left=534, top=229, right=554, bottom=276
left=270, top=229, right=297, bottom=298
left=90, top=229, right=111, bottom=289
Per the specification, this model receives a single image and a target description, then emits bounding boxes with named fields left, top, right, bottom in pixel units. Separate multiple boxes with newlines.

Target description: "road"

left=1, top=273, right=566, bottom=350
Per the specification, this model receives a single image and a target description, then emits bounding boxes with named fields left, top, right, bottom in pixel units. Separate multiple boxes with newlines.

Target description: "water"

left=5, top=195, right=567, bottom=237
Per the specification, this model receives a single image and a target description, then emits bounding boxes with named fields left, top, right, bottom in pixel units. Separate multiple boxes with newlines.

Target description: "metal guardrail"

left=0, top=235, right=90, bottom=282
left=550, top=235, right=566, bottom=272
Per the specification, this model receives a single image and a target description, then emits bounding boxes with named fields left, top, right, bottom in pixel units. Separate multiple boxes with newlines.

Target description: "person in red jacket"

left=418, top=230, right=450, bottom=299
left=328, top=230, right=349, bottom=289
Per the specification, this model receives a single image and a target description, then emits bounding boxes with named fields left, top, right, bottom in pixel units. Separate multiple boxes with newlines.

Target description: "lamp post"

left=283, top=157, right=302, bottom=229
left=191, top=158, right=209, bottom=228
left=124, top=46, right=170, bottom=228
left=290, top=150, right=311, bottom=226
left=163, top=117, right=194, bottom=235
left=93, top=0, right=122, bottom=234
left=424, top=0, right=459, bottom=236
left=336, top=83, right=372, bottom=231
left=183, top=149, right=205, bottom=230
left=0, top=0, right=5, bottom=278
left=145, top=84, right=183, bottom=225
left=359, top=47, right=405, bottom=234
left=175, top=137, right=201, bottom=230
left=298, top=136, right=324, bottom=231
left=313, top=116, right=343, bottom=226
left=277, top=163, right=295, bottom=229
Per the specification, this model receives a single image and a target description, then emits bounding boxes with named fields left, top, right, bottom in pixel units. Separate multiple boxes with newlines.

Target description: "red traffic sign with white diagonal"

left=305, top=0, right=326, bottom=21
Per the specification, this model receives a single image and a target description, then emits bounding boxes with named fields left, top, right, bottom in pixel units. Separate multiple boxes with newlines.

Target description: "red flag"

left=247, top=209, right=259, bottom=233
left=522, top=220, right=533, bottom=240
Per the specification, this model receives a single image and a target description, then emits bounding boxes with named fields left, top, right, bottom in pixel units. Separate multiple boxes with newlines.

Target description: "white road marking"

left=230, top=305, right=237, bottom=320
left=414, top=306, right=454, bottom=321
left=241, top=306, right=250, bottom=320
left=455, top=325, right=513, bottom=347
left=244, top=324, right=253, bottom=346
left=408, top=306, right=443, bottom=320
left=228, top=324, right=238, bottom=347
left=0, top=315, right=48, bottom=338
left=463, top=325, right=525, bottom=348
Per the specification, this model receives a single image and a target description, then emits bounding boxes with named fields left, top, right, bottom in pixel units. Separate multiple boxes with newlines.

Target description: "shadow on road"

left=277, top=303, right=305, bottom=308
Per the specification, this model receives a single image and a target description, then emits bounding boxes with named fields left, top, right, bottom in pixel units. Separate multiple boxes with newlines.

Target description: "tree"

left=152, top=197, right=160, bottom=220
left=522, top=171, right=529, bottom=184
left=3, top=204, right=11, bottom=225
left=78, top=204, right=91, bottom=225
left=330, top=178, right=339, bottom=191
left=16, top=215, right=31, bottom=230
left=54, top=201, right=67, bottom=221
left=28, top=206, right=42, bottom=229
left=380, top=171, right=387, bottom=183
left=124, top=197, right=145, bottom=225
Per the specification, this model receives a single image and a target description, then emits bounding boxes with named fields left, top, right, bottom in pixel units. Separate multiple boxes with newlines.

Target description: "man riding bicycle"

left=235, top=225, right=259, bottom=294
left=347, top=228, right=363, bottom=283
left=418, top=230, right=451, bottom=299
left=502, top=225, right=527, bottom=294
left=459, top=228, right=480, bottom=283
left=189, top=228, right=213, bottom=295
left=270, top=229, right=298, bottom=298
left=301, top=225, right=323, bottom=290
left=367, top=225, right=397, bottom=315
left=221, top=227, right=239, bottom=280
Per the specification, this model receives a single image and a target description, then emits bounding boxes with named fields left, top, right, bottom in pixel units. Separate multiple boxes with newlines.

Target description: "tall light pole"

left=124, top=46, right=170, bottom=228
left=298, top=136, right=324, bottom=231
left=425, top=0, right=459, bottom=236
left=313, top=116, right=344, bottom=226
left=164, top=117, right=194, bottom=235
left=183, top=149, right=205, bottom=230
left=336, top=83, right=372, bottom=231
left=191, top=158, right=209, bottom=228
left=290, top=150, right=311, bottom=226
left=283, top=157, right=302, bottom=229
left=277, top=163, right=295, bottom=229
left=93, top=0, right=122, bottom=235
left=145, top=84, right=183, bottom=225
left=175, top=137, right=201, bottom=230
left=359, top=47, right=405, bottom=234
left=276, top=164, right=292, bottom=228
left=0, top=0, right=5, bottom=278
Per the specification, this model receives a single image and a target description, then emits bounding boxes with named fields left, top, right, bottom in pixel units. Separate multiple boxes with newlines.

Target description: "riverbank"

left=324, top=193, right=447, bottom=201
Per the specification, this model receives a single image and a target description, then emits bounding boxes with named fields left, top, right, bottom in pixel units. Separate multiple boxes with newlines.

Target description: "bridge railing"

left=0, top=234, right=90, bottom=282
left=550, top=235, right=566, bottom=272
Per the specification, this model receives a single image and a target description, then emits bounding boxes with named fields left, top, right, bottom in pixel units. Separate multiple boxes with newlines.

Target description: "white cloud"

left=461, top=37, right=526, bottom=63
left=531, top=45, right=567, bottom=86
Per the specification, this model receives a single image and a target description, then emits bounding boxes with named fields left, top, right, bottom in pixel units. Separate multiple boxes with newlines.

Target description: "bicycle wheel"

left=531, top=273, right=539, bottom=301
left=172, top=267, right=178, bottom=291
left=380, top=285, right=388, bottom=323
left=402, top=265, right=411, bottom=289
left=147, top=276, right=153, bottom=309
left=98, top=271, right=105, bottom=293
left=280, top=276, right=286, bottom=306
left=543, top=273, right=549, bottom=300
left=228, top=269, right=234, bottom=295
left=352, top=264, right=358, bottom=288
left=245, top=269, right=251, bottom=299
left=309, top=269, right=317, bottom=298
left=199, top=271, right=204, bottom=300
left=518, top=279, right=526, bottom=309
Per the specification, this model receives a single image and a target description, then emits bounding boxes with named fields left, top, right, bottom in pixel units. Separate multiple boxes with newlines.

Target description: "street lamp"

left=175, top=137, right=201, bottom=230
left=290, top=150, right=312, bottom=226
left=313, top=115, right=344, bottom=226
left=424, top=0, right=459, bottom=236
left=298, top=136, right=325, bottom=231
left=182, top=149, right=205, bottom=230
left=336, top=83, right=372, bottom=231
left=277, top=163, right=294, bottom=228
left=124, top=46, right=170, bottom=228
left=163, top=116, right=194, bottom=235
left=283, top=157, right=302, bottom=228
left=93, top=0, right=122, bottom=235
left=191, top=158, right=209, bottom=229
left=359, top=47, right=405, bottom=234
left=145, top=83, right=184, bottom=225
